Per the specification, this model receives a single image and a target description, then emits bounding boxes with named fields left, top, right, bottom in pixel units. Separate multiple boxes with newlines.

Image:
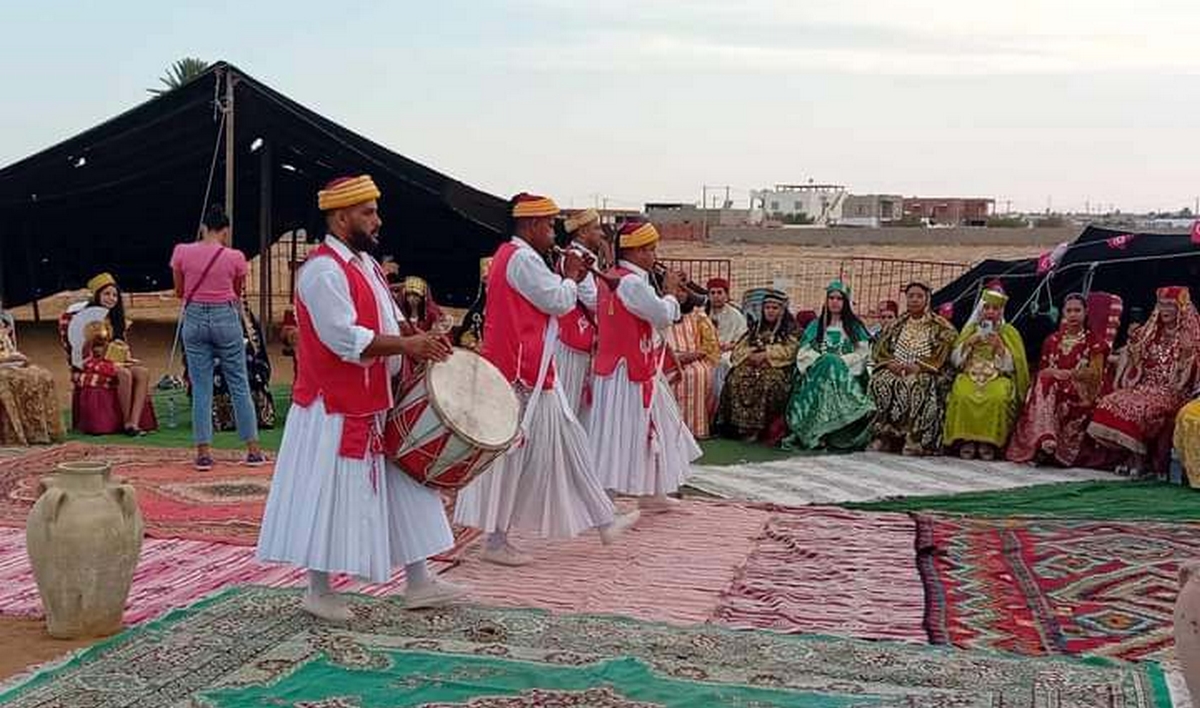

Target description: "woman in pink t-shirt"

left=171, top=205, right=265, bottom=470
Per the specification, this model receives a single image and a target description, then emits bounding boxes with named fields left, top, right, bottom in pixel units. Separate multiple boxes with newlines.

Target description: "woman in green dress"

left=783, top=280, right=875, bottom=451
left=942, top=287, right=1030, bottom=460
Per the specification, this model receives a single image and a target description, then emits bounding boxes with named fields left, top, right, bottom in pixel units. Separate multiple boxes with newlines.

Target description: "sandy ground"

left=0, top=617, right=98, bottom=681
left=658, top=241, right=1042, bottom=264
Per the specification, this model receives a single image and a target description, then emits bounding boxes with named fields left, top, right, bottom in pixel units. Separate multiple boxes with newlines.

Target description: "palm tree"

left=148, top=58, right=211, bottom=95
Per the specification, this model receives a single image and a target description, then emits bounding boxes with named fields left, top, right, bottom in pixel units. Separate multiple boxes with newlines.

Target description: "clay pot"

left=1176, top=561, right=1200, bottom=702
left=25, top=460, right=143, bottom=638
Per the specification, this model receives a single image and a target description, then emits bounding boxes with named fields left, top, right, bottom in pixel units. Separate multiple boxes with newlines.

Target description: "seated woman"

left=942, top=288, right=1030, bottom=460
left=0, top=311, right=64, bottom=445
left=1088, top=286, right=1199, bottom=477
left=665, top=302, right=720, bottom=439
left=868, top=282, right=957, bottom=456
left=396, top=276, right=446, bottom=333
left=782, top=280, right=874, bottom=451
left=1007, top=294, right=1107, bottom=466
left=454, top=257, right=490, bottom=352
left=718, top=290, right=799, bottom=442
left=75, top=273, right=155, bottom=436
left=1175, top=395, right=1200, bottom=487
left=868, top=299, right=899, bottom=340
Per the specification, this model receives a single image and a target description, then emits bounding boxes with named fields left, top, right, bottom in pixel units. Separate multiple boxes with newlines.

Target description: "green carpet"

left=695, top=437, right=817, bottom=466
left=849, top=480, right=1200, bottom=521
left=0, top=586, right=1170, bottom=707
left=64, top=386, right=290, bottom=452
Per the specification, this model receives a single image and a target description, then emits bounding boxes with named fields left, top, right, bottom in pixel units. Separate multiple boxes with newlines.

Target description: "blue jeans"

left=182, top=302, right=259, bottom=445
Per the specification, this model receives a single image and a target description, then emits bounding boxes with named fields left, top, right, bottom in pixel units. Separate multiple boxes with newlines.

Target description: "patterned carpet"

left=686, top=451, right=1121, bottom=505
left=0, top=527, right=453, bottom=625
left=0, top=586, right=1171, bottom=707
left=0, top=443, right=480, bottom=555
left=713, top=506, right=926, bottom=642
left=917, top=514, right=1200, bottom=662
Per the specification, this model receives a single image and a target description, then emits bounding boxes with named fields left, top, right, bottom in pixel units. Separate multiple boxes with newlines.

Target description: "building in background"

left=750, top=183, right=847, bottom=225
left=902, top=197, right=995, bottom=226
left=838, top=194, right=904, bottom=227
left=645, top=202, right=753, bottom=240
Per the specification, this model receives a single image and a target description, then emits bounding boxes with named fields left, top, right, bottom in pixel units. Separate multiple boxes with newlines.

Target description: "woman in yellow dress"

left=942, top=288, right=1029, bottom=460
left=0, top=311, right=65, bottom=445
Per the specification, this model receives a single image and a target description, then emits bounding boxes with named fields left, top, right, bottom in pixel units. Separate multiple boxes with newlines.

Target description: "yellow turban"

left=618, top=222, right=659, bottom=249
left=87, top=272, right=116, bottom=295
left=511, top=193, right=559, bottom=219
left=564, top=208, right=600, bottom=233
left=318, top=175, right=381, bottom=211
left=980, top=289, right=1009, bottom=308
left=403, top=276, right=428, bottom=297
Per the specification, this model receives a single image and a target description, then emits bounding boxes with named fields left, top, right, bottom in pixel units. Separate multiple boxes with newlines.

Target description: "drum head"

left=426, top=348, right=520, bottom=450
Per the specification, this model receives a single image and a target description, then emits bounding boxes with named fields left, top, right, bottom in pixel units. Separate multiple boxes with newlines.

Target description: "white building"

left=750, top=183, right=848, bottom=225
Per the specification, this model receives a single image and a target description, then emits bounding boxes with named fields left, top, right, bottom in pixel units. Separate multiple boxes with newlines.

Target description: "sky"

left=1, top=0, right=1197, bottom=214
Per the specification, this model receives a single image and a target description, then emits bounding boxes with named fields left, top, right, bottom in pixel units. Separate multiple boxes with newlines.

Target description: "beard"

left=345, top=224, right=379, bottom=253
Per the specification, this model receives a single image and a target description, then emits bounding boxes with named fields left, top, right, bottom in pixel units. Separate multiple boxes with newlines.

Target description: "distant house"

left=838, top=194, right=904, bottom=227
left=902, top=197, right=995, bottom=226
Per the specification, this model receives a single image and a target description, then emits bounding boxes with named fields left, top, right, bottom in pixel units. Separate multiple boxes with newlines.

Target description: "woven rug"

left=917, top=514, right=1200, bottom=662
left=713, top=506, right=926, bottom=642
left=0, top=443, right=480, bottom=556
left=0, top=527, right=452, bottom=625
left=0, top=586, right=1171, bottom=707
left=444, top=500, right=770, bottom=625
left=687, top=451, right=1120, bottom=505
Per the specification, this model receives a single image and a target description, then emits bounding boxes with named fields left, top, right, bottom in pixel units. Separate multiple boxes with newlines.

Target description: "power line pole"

left=223, top=68, right=236, bottom=233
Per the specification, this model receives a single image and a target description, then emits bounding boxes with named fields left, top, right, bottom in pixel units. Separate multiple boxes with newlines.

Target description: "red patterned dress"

left=1088, top=313, right=1198, bottom=464
left=1006, top=327, right=1107, bottom=466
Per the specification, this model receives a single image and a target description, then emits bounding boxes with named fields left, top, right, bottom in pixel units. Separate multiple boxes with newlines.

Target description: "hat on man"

left=318, top=175, right=381, bottom=211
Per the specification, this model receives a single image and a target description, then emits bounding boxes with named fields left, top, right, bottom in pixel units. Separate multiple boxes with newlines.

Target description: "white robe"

left=709, top=303, right=747, bottom=403
left=555, top=243, right=599, bottom=425
left=256, top=235, right=453, bottom=584
left=589, top=261, right=702, bottom=496
left=454, top=238, right=615, bottom=538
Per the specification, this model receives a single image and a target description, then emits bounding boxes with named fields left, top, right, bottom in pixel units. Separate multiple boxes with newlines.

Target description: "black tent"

left=0, top=61, right=509, bottom=314
left=934, top=225, right=1200, bottom=355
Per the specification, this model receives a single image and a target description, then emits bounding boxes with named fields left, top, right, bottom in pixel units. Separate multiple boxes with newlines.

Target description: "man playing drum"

left=455, top=193, right=637, bottom=567
left=555, top=208, right=604, bottom=424
left=590, top=221, right=702, bottom=511
left=257, top=175, right=467, bottom=621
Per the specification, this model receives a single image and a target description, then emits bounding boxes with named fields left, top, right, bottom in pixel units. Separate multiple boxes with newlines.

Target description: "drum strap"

left=517, top=318, right=560, bottom=444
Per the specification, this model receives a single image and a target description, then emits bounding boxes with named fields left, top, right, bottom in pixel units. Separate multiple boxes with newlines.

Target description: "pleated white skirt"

left=554, top=344, right=592, bottom=427
left=256, top=399, right=454, bottom=583
left=454, top=382, right=614, bottom=538
left=589, top=364, right=702, bottom=496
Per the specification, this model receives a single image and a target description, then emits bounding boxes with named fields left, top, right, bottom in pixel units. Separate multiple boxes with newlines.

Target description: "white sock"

left=307, top=570, right=331, bottom=596
left=486, top=531, right=508, bottom=551
left=404, top=560, right=430, bottom=586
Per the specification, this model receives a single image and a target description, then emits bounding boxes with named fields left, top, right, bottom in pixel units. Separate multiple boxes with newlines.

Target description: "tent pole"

left=224, top=69, right=235, bottom=234
left=258, top=141, right=273, bottom=329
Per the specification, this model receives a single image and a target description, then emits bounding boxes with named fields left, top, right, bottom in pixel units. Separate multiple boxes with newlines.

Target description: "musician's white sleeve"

left=577, top=271, right=599, bottom=313
left=507, top=247, right=579, bottom=316
left=618, top=275, right=680, bottom=330
left=296, top=258, right=375, bottom=364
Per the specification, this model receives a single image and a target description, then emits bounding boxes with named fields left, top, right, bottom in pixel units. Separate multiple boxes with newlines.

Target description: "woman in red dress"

left=1006, top=294, right=1107, bottom=466
left=1086, top=286, right=1199, bottom=477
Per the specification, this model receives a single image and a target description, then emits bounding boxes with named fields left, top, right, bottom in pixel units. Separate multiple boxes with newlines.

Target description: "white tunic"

left=555, top=242, right=598, bottom=424
left=589, top=261, right=702, bottom=496
left=256, top=236, right=453, bottom=583
left=710, top=303, right=748, bottom=402
left=454, top=238, right=614, bottom=538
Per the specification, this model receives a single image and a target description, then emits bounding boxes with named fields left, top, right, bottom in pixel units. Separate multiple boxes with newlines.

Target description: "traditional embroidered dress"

left=454, top=258, right=490, bottom=352
left=1088, top=287, right=1199, bottom=470
left=665, top=309, right=720, bottom=439
left=257, top=235, right=453, bottom=583
left=783, top=317, right=874, bottom=451
left=708, top=300, right=748, bottom=403
left=868, top=308, right=957, bottom=454
left=943, top=291, right=1030, bottom=450
left=555, top=242, right=599, bottom=424
left=0, top=315, right=64, bottom=446
left=1007, top=324, right=1107, bottom=466
left=1174, top=399, right=1200, bottom=487
left=719, top=297, right=799, bottom=441
left=454, top=236, right=615, bottom=538
left=590, top=252, right=702, bottom=496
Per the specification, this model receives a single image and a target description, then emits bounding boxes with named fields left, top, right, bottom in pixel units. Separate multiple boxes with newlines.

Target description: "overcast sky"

left=2, top=0, right=1197, bottom=213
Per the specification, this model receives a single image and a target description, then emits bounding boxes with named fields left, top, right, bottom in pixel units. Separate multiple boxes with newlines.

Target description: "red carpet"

left=0, top=443, right=479, bottom=557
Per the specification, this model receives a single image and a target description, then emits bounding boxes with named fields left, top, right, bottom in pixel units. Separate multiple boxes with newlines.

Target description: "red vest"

left=292, top=243, right=392, bottom=458
left=594, top=267, right=663, bottom=407
left=558, top=299, right=595, bottom=354
left=481, top=241, right=556, bottom=390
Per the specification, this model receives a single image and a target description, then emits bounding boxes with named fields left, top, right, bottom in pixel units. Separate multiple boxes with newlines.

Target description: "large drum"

left=383, top=347, right=520, bottom=491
